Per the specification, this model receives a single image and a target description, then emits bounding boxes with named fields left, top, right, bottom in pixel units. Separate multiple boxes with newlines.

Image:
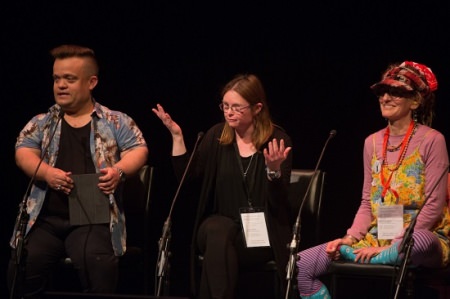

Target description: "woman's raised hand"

left=152, top=103, right=182, bottom=136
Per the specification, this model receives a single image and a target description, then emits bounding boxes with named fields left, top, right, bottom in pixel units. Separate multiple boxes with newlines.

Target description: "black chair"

left=44, top=165, right=154, bottom=296
left=117, top=165, right=154, bottom=294
left=326, top=173, right=450, bottom=299
left=288, top=169, right=326, bottom=250
left=235, top=169, right=327, bottom=299
left=327, top=253, right=450, bottom=299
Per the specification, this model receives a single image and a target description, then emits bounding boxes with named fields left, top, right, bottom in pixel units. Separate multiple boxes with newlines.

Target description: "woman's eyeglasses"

left=219, top=103, right=251, bottom=114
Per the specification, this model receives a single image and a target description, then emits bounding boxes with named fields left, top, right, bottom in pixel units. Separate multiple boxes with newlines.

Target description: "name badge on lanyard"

left=377, top=204, right=404, bottom=240
left=239, top=207, right=270, bottom=248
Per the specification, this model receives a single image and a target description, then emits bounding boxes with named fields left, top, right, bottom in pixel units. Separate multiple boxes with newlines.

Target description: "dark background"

left=2, top=1, right=450, bottom=298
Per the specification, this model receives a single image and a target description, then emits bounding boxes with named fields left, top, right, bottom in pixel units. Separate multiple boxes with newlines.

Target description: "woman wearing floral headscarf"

left=296, top=61, right=450, bottom=299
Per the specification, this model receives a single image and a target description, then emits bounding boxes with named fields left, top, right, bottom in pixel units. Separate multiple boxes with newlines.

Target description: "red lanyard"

left=380, top=120, right=415, bottom=200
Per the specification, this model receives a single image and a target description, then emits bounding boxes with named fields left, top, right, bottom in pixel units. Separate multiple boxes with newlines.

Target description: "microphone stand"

left=9, top=111, right=63, bottom=299
left=392, top=166, right=449, bottom=299
left=285, top=130, right=336, bottom=299
left=155, top=132, right=204, bottom=297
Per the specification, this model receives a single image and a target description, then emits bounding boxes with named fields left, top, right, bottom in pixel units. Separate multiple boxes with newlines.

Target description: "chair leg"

left=330, top=274, right=337, bottom=298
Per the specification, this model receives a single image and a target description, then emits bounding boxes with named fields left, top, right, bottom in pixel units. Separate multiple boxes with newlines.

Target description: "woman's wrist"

left=266, top=168, right=281, bottom=180
left=342, top=234, right=357, bottom=244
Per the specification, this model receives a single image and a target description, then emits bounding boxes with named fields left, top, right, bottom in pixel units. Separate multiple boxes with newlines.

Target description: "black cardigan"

left=171, top=122, right=293, bottom=297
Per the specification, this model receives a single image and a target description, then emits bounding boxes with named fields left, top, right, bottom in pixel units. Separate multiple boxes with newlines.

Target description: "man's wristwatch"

left=266, top=168, right=281, bottom=180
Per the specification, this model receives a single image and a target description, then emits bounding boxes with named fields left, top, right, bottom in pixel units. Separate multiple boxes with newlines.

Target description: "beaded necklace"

left=387, top=141, right=403, bottom=152
left=380, top=120, right=416, bottom=200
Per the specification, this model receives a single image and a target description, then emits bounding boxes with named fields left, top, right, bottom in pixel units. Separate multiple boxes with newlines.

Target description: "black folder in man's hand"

left=69, top=173, right=110, bottom=225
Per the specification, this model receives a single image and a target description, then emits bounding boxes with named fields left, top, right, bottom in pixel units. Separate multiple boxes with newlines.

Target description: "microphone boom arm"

left=10, top=110, right=63, bottom=299
left=155, top=132, right=204, bottom=297
left=285, top=130, right=336, bottom=299
left=393, top=165, right=449, bottom=299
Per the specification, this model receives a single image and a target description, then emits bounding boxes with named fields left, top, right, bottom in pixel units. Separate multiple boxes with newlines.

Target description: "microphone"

left=155, top=131, right=204, bottom=296
left=329, top=129, right=337, bottom=138
left=10, top=109, right=64, bottom=299
left=284, top=129, right=336, bottom=299
left=196, top=131, right=205, bottom=140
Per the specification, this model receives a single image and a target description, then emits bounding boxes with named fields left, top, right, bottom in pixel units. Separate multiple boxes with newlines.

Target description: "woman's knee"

left=197, top=215, right=238, bottom=250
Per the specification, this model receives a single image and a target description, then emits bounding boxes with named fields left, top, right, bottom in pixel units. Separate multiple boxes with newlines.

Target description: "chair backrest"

left=288, top=169, right=326, bottom=250
left=122, top=165, right=154, bottom=247
left=120, top=165, right=154, bottom=294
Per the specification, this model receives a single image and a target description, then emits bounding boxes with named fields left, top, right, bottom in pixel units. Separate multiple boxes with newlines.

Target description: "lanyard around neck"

left=233, top=142, right=256, bottom=207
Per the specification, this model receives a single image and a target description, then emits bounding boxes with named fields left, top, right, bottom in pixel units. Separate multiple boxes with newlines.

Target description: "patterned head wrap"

left=371, top=61, right=438, bottom=96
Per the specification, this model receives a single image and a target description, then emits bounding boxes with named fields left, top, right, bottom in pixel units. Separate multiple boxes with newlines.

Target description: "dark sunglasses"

left=373, top=85, right=417, bottom=98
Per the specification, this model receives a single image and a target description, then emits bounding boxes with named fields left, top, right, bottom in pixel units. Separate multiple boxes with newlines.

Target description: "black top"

left=41, top=119, right=95, bottom=217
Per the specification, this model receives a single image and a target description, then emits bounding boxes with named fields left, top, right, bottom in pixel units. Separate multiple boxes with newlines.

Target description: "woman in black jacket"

left=152, top=73, right=293, bottom=299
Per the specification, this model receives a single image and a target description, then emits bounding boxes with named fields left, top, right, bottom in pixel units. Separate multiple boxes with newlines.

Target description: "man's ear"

left=89, top=75, right=98, bottom=90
